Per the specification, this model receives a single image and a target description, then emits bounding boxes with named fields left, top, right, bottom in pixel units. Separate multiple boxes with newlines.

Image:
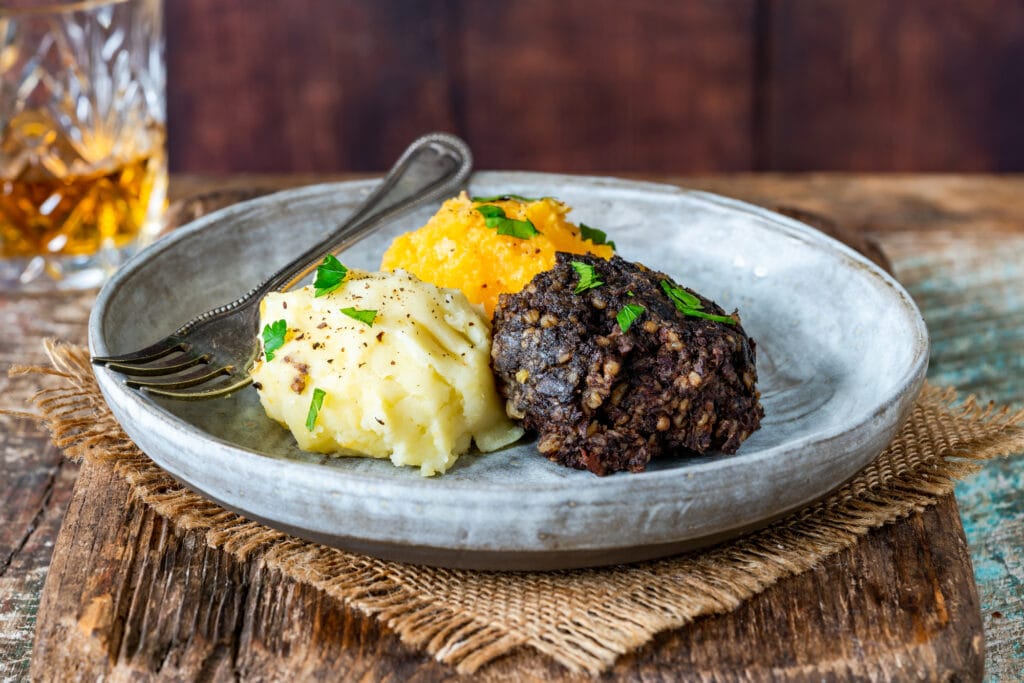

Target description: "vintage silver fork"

left=92, top=132, right=472, bottom=400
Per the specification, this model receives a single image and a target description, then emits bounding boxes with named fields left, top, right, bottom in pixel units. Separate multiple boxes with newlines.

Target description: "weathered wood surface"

left=171, top=172, right=1024, bottom=235
left=164, top=2, right=1024, bottom=173
left=2, top=175, right=1022, bottom=681
left=763, top=1, right=1024, bottom=172
left=0, top=292, right=92, bottom=683
left=20, top=183, right=985, bottom=681
left=883, top=231, right=1024, bottom=681
left=28, top=462, right=985, bottom=682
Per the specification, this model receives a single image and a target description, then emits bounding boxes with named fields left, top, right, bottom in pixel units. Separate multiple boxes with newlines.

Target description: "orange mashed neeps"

left=380, top=193, right=614, bottom=315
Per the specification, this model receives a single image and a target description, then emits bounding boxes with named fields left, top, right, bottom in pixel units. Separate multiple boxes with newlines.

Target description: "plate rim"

left=91, top=172, right=929, bottom=489
left=88, top=171, right=929, bottom=566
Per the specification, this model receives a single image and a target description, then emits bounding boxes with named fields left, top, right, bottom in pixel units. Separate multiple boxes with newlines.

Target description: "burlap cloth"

left=10, top=340, right=1024, bottom=675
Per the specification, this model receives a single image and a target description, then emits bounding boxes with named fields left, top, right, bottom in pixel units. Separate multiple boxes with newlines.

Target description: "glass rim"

left=0, top=0, right=142, bottom=17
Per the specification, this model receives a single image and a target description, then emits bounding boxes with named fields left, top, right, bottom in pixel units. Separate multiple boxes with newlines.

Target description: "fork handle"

left=259, top=132, right=473, bottom=295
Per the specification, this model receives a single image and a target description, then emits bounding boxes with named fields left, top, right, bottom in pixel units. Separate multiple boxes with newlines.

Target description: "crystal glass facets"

left=0, top=0, right=166, bottom=290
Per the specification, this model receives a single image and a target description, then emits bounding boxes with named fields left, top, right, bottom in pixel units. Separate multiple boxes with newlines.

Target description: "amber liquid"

left=0, top=152, right=165, bottom=259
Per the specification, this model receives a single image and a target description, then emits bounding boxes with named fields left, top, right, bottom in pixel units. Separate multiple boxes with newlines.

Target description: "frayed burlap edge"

left=7, top=339, right=1024, bottom=675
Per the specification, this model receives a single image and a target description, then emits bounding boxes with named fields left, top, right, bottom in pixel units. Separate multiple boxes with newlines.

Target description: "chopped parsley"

left=570, top=261, right=603, bottom=294
left=340, top=307, right=377, bottom=326
left=471, top=193, right=544, bottom=203
left=660, top=279, right=735, bottom=324
left=261, top=319, right=287, bottom=361
left=313, top=254, right=348, bottom=297
left=616, top=303, right=646, bottom=333
left=475, top=204, right=505, bottom=219
left=306, top=388, right=326, bottom=431
left=579, top=223, right=616, bottom=250
left=474, top=205, right=541, bottom=239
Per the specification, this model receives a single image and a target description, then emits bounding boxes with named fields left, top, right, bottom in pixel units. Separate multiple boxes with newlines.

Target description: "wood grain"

left=881, top=231, right=1024, bottom=682
left=28, top=462, right=984, bottom=681
left=169, top=172, right=1024, bottom=236
left=25, top=183, right=987, bottom=681
left=4, top=175, right=1021, bottom=679
left=165, top=0, right=459, bottom=173
left=162, top=1, right=1024, bottom=173
left=0, top=291, right=91, bottom=682
left=163, top=0, right=757, bottom=174
left=765, top=0, right=1024, bottom=171
left=457, top=0, right=755, bottom=173
left=165, top=0, right=758, bottom=173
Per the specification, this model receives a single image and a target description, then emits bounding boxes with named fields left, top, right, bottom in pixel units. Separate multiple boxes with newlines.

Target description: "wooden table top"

left=2, top=174, right=1023, bottom=681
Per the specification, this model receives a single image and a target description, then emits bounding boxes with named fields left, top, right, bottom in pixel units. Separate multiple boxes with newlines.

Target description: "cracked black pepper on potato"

left=490, top=253, right=763, bottom=475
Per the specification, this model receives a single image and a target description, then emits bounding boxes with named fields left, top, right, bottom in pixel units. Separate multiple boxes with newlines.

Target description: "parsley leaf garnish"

left=496, top=218, right=541, bottom=239
left=306, top=388, right=326, bottom=431
left=313, top=254, right=348, bottom=297
left=579, top=223, right=616, bottom=250
left=570, top=261, right=603, bottom=294
left=660, top=280, right=701, bottom=308
left=681, top=309, right=738, bottom=324
left=471, top=193, right=544, bottom=203
left=616, top=303, right=646, bottom=333
left=475, top=204, right=505, bottom=219
left=261, top=319, right=287, bottom=361
left=474, top=205, right=541, bottom=239
left=340, top=307, right=377, bottom=326
left=660, top=279, right=735, bottom=325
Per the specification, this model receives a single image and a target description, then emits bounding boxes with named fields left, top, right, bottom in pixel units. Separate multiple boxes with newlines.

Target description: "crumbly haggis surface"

left=491, top=253, right=764, bottom=475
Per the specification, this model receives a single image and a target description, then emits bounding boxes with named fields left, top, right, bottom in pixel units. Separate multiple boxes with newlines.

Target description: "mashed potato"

left=381, top=193, right=614, bottom=315
left=250, top=268, right=523, bottom=476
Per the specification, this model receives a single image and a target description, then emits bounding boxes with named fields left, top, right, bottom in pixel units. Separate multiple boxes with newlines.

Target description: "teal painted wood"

left=885, top=232, right=1024, bottom=682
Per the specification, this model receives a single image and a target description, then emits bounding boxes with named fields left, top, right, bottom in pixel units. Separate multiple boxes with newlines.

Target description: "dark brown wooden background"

left=165, top=0, right=1024, bottom=173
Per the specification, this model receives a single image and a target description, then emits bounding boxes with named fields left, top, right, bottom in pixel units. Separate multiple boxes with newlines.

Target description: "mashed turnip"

left=381, top=192, right=614, bottom=315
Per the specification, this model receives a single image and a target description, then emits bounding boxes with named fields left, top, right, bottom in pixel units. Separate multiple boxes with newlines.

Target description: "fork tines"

left=93, top=338, right=248, bottom=399
left=92, top=336, right=190, bottom=366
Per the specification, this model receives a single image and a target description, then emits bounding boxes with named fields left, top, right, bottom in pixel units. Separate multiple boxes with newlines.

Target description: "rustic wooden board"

left=0, top=291, right=92, bottom=682
left=29, top=461, right=984, bottom=682
left=23, top=185, right=987, bottom=681
left=882, top=231, right=1024, bottom=681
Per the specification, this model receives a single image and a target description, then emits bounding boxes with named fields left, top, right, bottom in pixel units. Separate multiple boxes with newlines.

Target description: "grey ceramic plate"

left=89, top=172, right=928, bottom=570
